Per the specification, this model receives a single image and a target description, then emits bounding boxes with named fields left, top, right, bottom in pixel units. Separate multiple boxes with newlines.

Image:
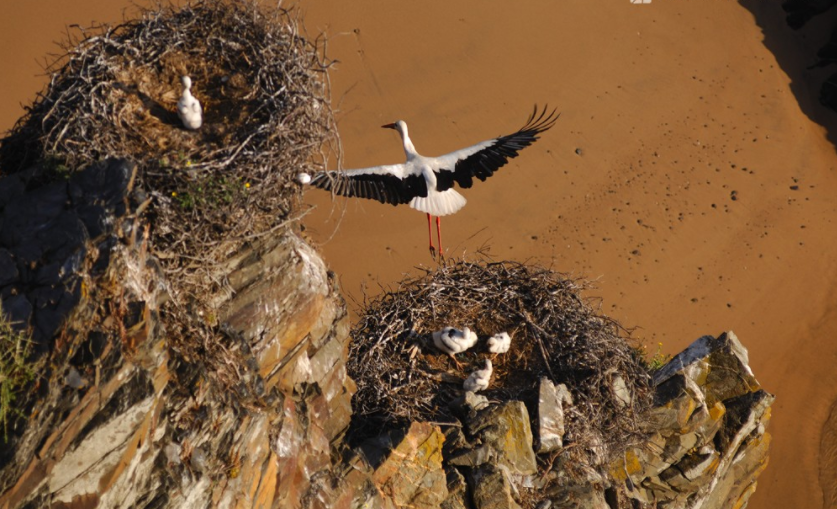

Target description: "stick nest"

left=348, top=259, right=653, bottom=464
left=0, top=0, right=331, bottom=282
left=0, top=1, right=334, bottom=383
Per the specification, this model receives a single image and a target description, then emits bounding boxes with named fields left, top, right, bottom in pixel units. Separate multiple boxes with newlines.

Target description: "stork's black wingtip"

left=524, top=104, right=560, bottom=132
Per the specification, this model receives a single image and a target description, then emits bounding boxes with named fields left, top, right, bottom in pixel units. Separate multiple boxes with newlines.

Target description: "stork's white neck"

left=397, top=121, right=418, bottom=159
left=181, top=77, right=195, bottom=101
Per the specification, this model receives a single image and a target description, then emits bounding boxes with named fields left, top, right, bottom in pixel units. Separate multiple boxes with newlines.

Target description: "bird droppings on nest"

left=347, top=258, right=654, bottom=468
left=0, top=0, right=335, bottom=391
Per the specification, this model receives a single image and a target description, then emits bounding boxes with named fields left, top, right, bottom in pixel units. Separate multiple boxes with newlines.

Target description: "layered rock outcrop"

left=0, top=164, right=773, bottom=509
left=610, top=332, right=773, bottom=508
left=0, top=159, right=357, bottom=508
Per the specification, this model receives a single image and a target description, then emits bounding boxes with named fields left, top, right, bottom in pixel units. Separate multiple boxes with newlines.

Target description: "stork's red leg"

left=426, top=213, right=436, bottom=258
left=436, top=216, right=443, bottom=259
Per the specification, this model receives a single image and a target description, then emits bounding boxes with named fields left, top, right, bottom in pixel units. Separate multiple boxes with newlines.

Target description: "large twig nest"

left=0, top=0, right=332, bottom=281
left=348, top=259, right=653, bottom=462
left=0, top=1, right=335, bottom=389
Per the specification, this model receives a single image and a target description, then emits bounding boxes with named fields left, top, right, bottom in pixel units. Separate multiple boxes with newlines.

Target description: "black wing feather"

left=438, top=105, right=559, bottom=191
left=308, top=171, right=427, bottom=206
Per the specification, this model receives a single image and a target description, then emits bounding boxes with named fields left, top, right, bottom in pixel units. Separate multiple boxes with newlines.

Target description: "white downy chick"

left=431, top=326, right=478, bottom=367
left=177, top=76, right=203, bottom=130
left=487, top=331, right=512, bottom=354
left=463, top=359, right=493, bottom=392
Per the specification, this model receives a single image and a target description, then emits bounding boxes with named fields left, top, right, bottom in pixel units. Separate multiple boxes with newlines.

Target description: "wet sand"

left=3, top=1, right=837, bottom=507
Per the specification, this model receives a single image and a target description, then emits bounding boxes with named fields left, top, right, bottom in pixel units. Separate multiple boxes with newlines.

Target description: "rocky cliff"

left=0, top=158, right=359, bottom=508
left=0, top=158, right=773, bottom=509
left=611, top=332, right=773, bottom=508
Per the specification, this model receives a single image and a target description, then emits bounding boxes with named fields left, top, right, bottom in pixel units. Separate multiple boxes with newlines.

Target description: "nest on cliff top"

left=348, top=259, right=653, bottom=465
left=0, top=0, right=332, bottom=284
left=0, top=1, right=335, bottom=387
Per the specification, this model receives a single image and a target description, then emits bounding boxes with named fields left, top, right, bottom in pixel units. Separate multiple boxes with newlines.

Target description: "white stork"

left=298, top=106, right=558, bottom=258
left=177, top=76, right=203, bottom=130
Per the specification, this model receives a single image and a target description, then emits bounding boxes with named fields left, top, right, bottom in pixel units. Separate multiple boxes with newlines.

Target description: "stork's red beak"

left=381, top=123, right=397, bottom=129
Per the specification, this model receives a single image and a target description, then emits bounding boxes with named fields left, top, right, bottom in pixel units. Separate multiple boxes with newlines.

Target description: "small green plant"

left=0, top=311, right=39, bottom=443
left=646, top=342, right=671, bottom=372
left=173, top=175, right=244, bottom=211
left=43, top=155, right=71, bottom=179
left=172, top=190, right=197, bottom=211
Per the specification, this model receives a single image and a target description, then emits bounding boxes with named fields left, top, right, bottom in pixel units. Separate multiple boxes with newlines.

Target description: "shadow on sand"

left=738, top=2, right=837, bottom=506
left=739, top=0, right=837, bottom=150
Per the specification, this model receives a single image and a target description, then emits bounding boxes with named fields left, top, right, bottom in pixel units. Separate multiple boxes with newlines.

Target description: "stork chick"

left=464, top=359, right=493, bottom=392
left=431, top=326, right=478, bottom=367
left=177, top=76, right=203, bottom=130
left=487, top=331, right=512, bottom=355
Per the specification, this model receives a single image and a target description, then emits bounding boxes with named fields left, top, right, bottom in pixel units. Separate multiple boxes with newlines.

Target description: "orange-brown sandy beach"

left=3, top=1, right=837, bottom=507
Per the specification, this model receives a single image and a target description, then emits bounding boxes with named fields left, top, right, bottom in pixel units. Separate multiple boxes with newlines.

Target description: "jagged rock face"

left=0, top=159, right=357, bottom=508
left=364, top=422, right=448, bottom=509
left=467, top=401, right=538, bottom=476
left=447, top=398, right=537, bottom=474
left=610, top=332, right=774, bottom=509
left=537, top=378, right=573, bottom=453
left=470, top=463, right=523, bottom=509
left=0, top=159, right=133, bottom=349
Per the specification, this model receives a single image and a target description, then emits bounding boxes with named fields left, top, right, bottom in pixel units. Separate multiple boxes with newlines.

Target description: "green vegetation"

left=43, top=155, right=71, bottom=180
left=0, top=310, right=38, bottom=443
left=646, top=342, right=671, bottom=372
left=174, top=175, right=245, bottom=211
